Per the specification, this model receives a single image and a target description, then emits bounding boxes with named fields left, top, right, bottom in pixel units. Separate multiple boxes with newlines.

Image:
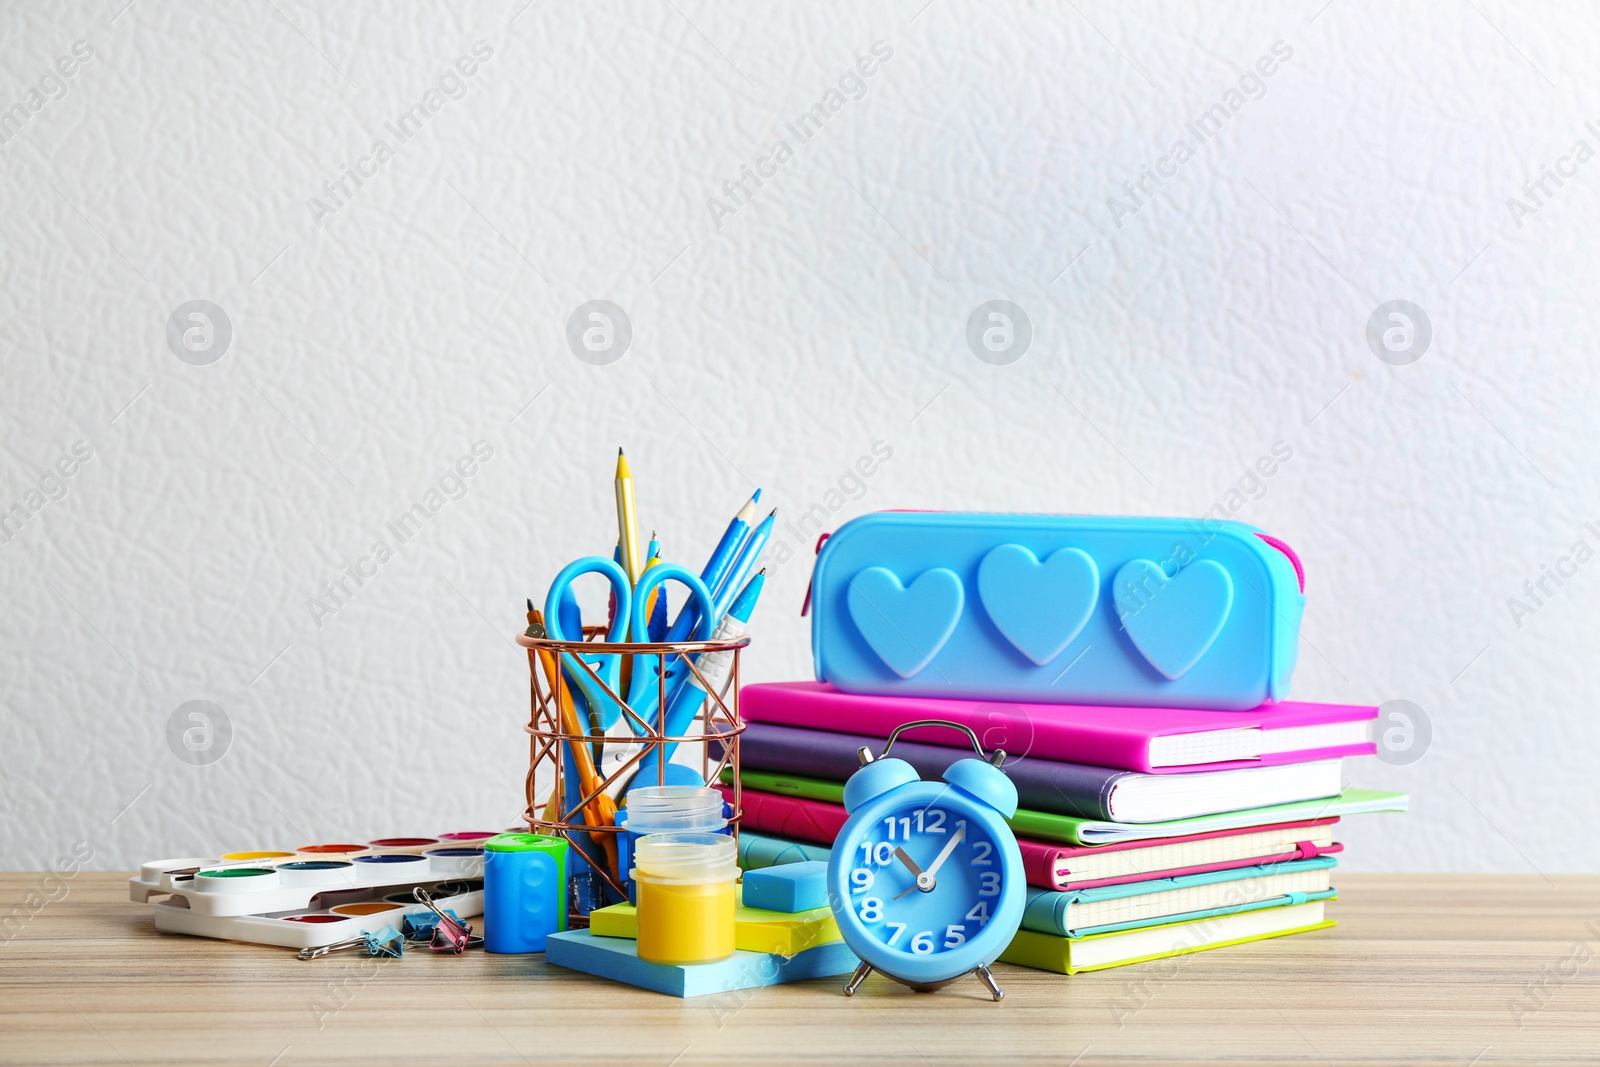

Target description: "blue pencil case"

left=808, top=512, right=1306, bottom=710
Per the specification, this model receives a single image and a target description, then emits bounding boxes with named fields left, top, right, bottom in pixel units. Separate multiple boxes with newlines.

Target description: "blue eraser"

left=741, top=860, right=829, bottom=914
left=544, top=930, right=858, bottom=998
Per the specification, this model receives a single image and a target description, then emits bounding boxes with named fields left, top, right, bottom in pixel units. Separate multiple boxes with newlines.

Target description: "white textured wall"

left=2, top=1, right=1596, bottom=873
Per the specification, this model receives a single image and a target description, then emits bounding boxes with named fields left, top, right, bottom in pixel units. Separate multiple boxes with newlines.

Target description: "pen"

left=632, top=491, right=760, bottom=725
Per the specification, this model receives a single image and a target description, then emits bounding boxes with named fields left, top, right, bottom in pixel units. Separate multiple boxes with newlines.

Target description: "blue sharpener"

left=483, top=833, right=567, bottom=953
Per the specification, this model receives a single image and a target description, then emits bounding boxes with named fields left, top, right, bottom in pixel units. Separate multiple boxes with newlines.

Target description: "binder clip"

left=403, top=905, right=464, bottom=943
left=296, top=924, right=404, bottom=961
left=412, top=887, right=483, bottom=954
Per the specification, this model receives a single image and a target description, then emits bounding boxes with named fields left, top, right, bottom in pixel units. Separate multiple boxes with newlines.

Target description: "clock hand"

left=891, top=826, right=965, bottom=900
left=892, top=847, right=929, bottom=901
left=919, top=826, right=965, bottom=883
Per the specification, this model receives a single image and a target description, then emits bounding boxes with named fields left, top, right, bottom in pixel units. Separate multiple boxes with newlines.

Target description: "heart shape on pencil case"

left=976, top=544, right=1099, bottom=666
left=846, top=566, right=964, bottom=678
left=1112, top=558, right=1234, bottom=680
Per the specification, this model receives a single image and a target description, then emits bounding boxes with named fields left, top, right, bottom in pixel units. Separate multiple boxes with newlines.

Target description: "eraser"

left=741, top=860, right=829, bottom=913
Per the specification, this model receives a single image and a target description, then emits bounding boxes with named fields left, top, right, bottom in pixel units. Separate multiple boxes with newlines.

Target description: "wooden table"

left=2, top=873, right=1596, bottom=1065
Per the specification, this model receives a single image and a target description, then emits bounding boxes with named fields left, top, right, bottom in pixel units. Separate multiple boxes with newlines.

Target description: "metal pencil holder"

left=517, top=626, right=747, bottom=910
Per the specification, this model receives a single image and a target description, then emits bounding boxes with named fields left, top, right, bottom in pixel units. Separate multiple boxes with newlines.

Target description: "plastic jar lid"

left=631, top=832, right=738, bottom=884
left=623, top=786, right=727, bottom=834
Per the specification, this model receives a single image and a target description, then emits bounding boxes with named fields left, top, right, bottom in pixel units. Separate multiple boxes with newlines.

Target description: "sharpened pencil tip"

left=767, top=507, right=777, bottom=517
left=527, top=598, right=534, bottom=611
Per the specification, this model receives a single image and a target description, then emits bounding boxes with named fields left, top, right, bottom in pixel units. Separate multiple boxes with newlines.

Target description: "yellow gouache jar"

left=632, top=832, right=738, bottom=965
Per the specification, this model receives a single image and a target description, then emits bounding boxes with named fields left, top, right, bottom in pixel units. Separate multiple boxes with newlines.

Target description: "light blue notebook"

left=1023, top=855, right=1337, bottom=938
left=737, top=830, right=831, bottom=870
left=545, top=930, right=858, bottom=998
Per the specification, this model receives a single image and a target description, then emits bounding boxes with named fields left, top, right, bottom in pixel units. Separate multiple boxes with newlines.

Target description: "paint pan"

left=366, top=837, right=439, bottom=854
left=422, top=847, right=485, bottom=878
left=275, top=859, right=357, bottom=888
left=296, top=843, right=369, bottom=858
left=330, top=901, right=405, bottom=919
left=194, top=866, right=280, bottom=893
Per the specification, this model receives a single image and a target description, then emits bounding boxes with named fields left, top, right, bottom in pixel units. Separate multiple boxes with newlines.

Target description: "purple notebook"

left=736, top=721, right=1343, bottom=824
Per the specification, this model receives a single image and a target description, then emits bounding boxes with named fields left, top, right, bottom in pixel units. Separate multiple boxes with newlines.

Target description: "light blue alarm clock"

left=828, top=720, right=1025, bottom=1000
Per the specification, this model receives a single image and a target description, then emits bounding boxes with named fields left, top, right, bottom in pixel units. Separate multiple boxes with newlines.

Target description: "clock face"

left=842, top=801, right=1004, bottom=959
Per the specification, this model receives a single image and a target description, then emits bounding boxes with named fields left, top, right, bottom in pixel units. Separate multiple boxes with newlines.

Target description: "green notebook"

left=728, top=767, right=1408, bottom=847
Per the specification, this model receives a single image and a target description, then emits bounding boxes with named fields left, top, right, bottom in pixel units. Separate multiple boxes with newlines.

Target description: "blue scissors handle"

left=543, top=556, right=632, bottom=730
left=624, top=564, right=715, bottom=732
left=544, top=556, right=631, bottom=644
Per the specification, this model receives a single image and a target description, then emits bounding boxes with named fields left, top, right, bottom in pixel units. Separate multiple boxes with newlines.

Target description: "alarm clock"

left=827, top=720, right=1025, bottom=1000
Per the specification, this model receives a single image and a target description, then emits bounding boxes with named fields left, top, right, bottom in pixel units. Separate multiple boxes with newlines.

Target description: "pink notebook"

left=740, top=682, right=1376, bottom=773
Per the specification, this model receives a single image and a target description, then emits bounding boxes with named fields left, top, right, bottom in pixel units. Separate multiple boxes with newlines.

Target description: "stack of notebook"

left=718, top=681, right=1408, bottom=973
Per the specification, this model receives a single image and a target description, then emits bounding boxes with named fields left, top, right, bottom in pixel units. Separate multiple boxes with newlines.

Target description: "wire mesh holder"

left=516, top=626, right=747, bottom=912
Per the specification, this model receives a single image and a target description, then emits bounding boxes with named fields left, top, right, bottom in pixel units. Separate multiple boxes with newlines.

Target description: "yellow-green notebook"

left=1000, top=898, right=1335, bottom=974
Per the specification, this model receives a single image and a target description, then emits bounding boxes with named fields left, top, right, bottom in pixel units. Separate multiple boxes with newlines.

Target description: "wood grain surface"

left=2, top=873, right=1597, bottom=1066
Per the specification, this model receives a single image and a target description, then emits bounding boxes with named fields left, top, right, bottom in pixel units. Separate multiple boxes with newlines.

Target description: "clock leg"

left=843, top=961, right=873, bottom=997
left=974, top=964, right=1004, bottom=1002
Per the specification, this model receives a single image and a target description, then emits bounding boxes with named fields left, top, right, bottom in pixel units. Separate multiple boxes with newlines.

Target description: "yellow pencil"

left=615, top=447, right=643, bottom=591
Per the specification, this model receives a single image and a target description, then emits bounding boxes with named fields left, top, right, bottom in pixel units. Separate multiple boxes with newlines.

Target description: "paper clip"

left=412, top=887, right=483, bottom=954
left=296, top=924, right=404, bottom=961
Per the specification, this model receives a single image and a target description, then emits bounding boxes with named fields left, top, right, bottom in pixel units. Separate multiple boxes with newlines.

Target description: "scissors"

left=543, top=556, right=717, bottom=734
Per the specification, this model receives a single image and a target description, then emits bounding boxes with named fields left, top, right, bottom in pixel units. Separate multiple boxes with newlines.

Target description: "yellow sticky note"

left=590, top=895, right=840, bottom=956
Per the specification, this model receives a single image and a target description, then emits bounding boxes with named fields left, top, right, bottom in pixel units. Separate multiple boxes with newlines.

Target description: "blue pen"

left=627, top=569, right=766, bottom=793
left=709, top=508, right=774, bottom=620
left=659, top=507, right=775, bottom=710
left=648, top=507, right=775, bottom=724
left=696, top=491, right=760, bottom=618
left=634, top=491, right=760, bottom=724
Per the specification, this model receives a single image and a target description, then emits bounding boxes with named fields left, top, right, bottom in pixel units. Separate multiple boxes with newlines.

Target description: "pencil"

left=529, top=607, right=620, bottom=877
left=615, top=448, right=643, bottom=590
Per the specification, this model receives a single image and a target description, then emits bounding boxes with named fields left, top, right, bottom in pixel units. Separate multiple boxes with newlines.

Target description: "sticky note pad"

left=588, top=896, right=840, bottom=956
left=742, top=860, right=829, bottom=913
left=545, top=930, right=858, bottom=998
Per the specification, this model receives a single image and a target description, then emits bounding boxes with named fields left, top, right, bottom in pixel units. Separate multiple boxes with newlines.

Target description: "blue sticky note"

left=742, top=860, right=829, bottom=914
left=544, top=930, right=858, bottom=998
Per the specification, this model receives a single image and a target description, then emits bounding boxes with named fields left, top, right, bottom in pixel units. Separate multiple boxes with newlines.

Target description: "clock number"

left=944, top=924, right=967, bottom=948
left=850, top=868, right=874, bottom=893
left=979, top=872, right=1001, bottom=897
left=970, top=841, right=993, bottom=866
left=965, top=901, right=990, bottom=926
left=885, top=922, right=907, bottom=946
left=923, top=808, right=945, bottom=834
left=911, top=930, right=935, bottom=955
left=882, top=816, right=913, bottom=840
left=873, top=842, right=894, bottom=866
left=858, top=897, right=883, bottom=923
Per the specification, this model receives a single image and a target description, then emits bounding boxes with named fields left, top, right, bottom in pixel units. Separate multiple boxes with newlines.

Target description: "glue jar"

left=632, top=832, right=738, bottom=965
left=618, top=785, right=728, bottom=900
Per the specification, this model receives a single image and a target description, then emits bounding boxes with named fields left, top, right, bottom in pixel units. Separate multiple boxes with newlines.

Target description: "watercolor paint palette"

left=149, top=879, right=485, bottom=950
left=129, top=833, right=496, bottom=949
